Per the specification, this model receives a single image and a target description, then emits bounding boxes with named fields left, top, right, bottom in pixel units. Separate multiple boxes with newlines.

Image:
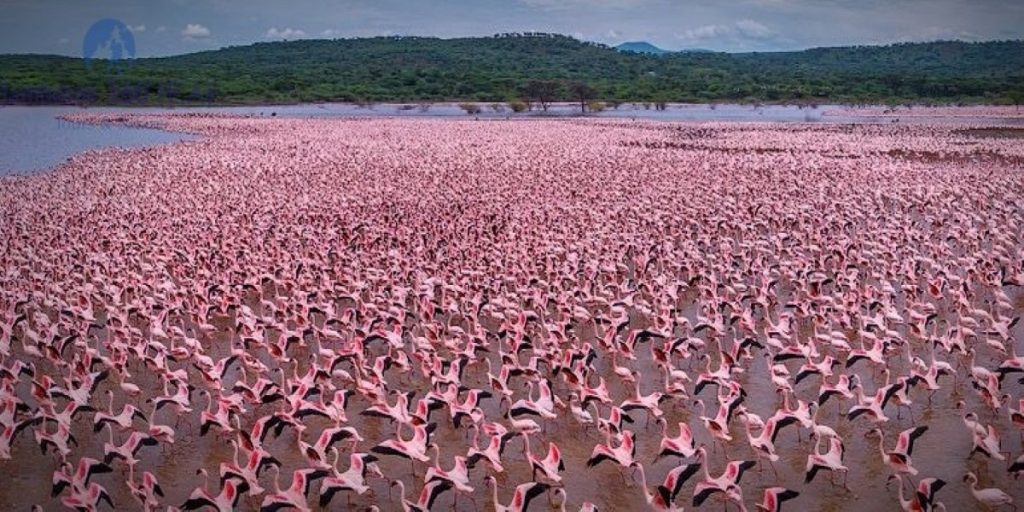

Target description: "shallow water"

left=2, top=289, right=1021, bottom=511
left=4, top=103, right=1022, bottom=175
left=0, top=106, right=196, bottom=175
left=1, top=116, right=1023, bottom=512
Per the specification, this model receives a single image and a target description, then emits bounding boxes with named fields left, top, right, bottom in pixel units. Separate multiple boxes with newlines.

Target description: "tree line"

left=1, top=35, right=1022, bottom=106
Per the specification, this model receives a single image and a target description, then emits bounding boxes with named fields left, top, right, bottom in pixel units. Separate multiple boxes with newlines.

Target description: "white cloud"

left=58, top=37, right=70, bottom=44
left=735, top=19, right=772, bottom=38
left=678, top=19, right=774, bottom=42
left=181, top=23, right=211, bottom=40
left=130, top=24, right=146, bottom=33
left=606, top=29, right=621, bottom=39
left=156, top=26, right=167, bottom=33
left=321, top=29, right=342, bottom=38
left=265, top=27, right=307, bottom=40
left=680, top=24, right=731, bottom=40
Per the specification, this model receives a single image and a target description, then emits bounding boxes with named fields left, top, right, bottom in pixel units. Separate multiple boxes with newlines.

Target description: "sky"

left=1, top=0, right=1022, bottom=57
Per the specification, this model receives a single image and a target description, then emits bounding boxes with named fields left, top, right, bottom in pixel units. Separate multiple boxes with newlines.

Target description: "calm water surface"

left=0, top=106, right=196, bottom=175
left=2, top=103, right=1022, bottom=175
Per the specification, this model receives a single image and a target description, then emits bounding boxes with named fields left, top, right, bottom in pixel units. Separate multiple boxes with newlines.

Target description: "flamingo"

left=805, top=435, right=849, bottom=489
left=963, top=472, right=1014, bottom=511
left=391, top=479, right=453, bottom=512
left=756, top=487, right=800, bottom=512
left=868, top=426, right=928, bottom=476
left=319, top=451, right=381, bottom=507
left=259, top=466, right=330, bottom=512
left=182, top=469, right=248, bottom=512
left=485, top=476, right=550, bottom=512
left=522, top=432, right=565, bottom=483
left=652, top=418, right=697, bottom=463
left=632, top=461, right=702, bottom=511
left=692, top=447, right=757, bottom=506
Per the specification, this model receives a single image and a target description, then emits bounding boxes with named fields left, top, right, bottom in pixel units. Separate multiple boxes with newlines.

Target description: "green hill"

left=1, top=33, right=1022, bottom=105
left=615, top=41, right=671, bottom=55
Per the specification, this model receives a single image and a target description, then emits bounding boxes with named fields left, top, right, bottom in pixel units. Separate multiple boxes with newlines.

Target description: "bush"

left=588, top=101, right=606, bottom=112
left=459, top=103, right=482, bottom=114
left=490, top=103, right=506, bottom=113
left=508, top=100, right=528, bottom=112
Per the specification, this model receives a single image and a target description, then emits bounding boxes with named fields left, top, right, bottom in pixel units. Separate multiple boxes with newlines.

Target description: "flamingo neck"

left=469, top=427, right=480, bottom=449
left=635, top=465, right=650, bottom=496
left=489, top=480, right=499, bottom=508
left=701, top=453, right=712, bottom=481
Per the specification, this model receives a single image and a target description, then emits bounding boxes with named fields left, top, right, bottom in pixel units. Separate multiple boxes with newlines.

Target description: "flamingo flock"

left=824, top=105, right=1024, bottom=119
left=1, top=113, right=1023, bottom=511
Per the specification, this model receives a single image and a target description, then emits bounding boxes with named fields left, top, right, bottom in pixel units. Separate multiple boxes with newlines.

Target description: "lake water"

left=0, top=106, right=197, bottom=175
left=2, top=103, right=1022, bottom=175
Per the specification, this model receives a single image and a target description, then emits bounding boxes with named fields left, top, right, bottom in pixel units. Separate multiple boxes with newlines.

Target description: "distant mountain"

left=616, top=41, right=669, bottom=54
left=1, top=34, right=1022, bottom=105
left=616, top=42, right=715, bottom=54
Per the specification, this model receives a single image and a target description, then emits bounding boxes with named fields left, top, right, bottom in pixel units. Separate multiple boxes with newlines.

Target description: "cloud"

left=735, top=19, right=772, bottom=38
left=130, top=24, right=146, bottom=33
left=678, top=19, right=775, bottom=43
left=606, top=29, right=621, bottom=39
left=265, top=27, right=307, bottom=40
left=156, top=26, right=167, bottom=33
left=904, top=26, right=982, bottom=42
left=321, top=29, right=342, bottom=38
left=519, top=0, right=655, bottom=9
left=181, top=23, right=211, bottom=40
left=681, top=24, right=732, bottom=40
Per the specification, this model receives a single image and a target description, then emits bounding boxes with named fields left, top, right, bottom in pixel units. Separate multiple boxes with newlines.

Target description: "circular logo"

left=82, top=18, right=136, bottom=63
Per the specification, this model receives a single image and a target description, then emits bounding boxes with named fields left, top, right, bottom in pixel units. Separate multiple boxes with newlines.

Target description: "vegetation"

left=1, top=33, right=1022, bottom=105
left=569, top=81, right=596, bottom=113
left=458, top=102, right=482, bottom=114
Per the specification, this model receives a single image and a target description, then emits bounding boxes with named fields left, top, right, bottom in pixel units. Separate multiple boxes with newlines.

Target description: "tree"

left=569, top=81, right=596, bottom=113
left=1010, top=91, right=1024, bottom=112
left=523, top=79, right=561, bottom=112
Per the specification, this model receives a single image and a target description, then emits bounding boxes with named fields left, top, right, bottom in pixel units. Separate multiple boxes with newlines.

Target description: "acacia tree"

left=1010, top=91, right=1023, bottom=112
left=523, top=79, right=562, bottom=112
left=569, top=81, right=596, bottom=113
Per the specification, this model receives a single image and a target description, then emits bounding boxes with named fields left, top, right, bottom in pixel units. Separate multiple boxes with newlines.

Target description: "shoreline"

left=4, top=107, right=1022, bottom=176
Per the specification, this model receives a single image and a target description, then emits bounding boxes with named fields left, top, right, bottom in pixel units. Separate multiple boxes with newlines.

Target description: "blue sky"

left=2, top=0, right=1022, bottom=56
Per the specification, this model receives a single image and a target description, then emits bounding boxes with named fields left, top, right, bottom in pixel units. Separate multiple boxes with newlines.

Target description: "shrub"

left=507, top=100, right=527, bottom=113
left=459, top=103, right=482, bottom=114
left=588, top=101, right=606, bottom=112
